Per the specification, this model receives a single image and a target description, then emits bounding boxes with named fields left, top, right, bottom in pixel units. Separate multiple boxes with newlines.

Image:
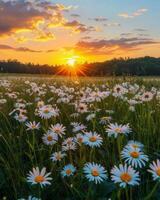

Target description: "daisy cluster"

left=0, top=78, right=160, bottom=199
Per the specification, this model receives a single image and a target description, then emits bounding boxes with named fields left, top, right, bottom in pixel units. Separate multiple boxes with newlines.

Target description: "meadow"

left=1, top=74, right=160, bottom=200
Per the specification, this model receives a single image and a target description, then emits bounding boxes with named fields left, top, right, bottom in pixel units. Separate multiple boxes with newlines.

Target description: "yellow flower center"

left=89, top=136, right=97, bottom=142
left=156, top=168, right=160, bottom=176
left=91, top=169, right=99, bottom=177
left=114, top=128, right=122, bottom=133
left=31, top=125, right=36, bottom=129
left=56, top=154, right=61, bottom=161
left=44, top=109, right=49, bottom=114
left=66, top=169, right=72, bottom=175
left=47, top=135, right=53, bottom=141
left=130, top=151, right=139, bottom=158
left=35, top=175, right=44, bottom=183
left=54, top=128, right=61, bottom=133
left=120, top=173, right=132, bottom=182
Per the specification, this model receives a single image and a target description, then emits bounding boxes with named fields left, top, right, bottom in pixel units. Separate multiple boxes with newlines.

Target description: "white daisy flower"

left=38, top=105, right=59, bottom=119
left=76, top=103, right=88, bottom=113
left=14, top=113, right=28, bottom=122
left=106, top=123, right=131, bottom=138
left=51, top=151, right=66, bottom=162
left=42, top=131, right=58, bottom=145
left=27, top=167, right=52, bottom=187
left=148, top=159, right=160, bottom=181
left=83, top=162, right=107, bottom=184
left=126, top=140, right=144, bottom=150
left=121, top=146, right=149, bottom=168
left=49, top=123, right=66, bottom=138
left=111, top=164, right=140, bottom=188
left=25, top=121, right=40, bottom=131
left=62, top=137, right=77, bottom=151
left=61, top=164, right=76, bottom=177
left=71, top=122, right=86, bottom=133
left=141, top=92, right=154, bottom=102
left=83, top=131, right=103, bottom=148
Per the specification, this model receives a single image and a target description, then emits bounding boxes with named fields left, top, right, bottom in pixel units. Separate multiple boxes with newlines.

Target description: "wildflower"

left=83, top=163, right=107, bottom=184
left=42, top=131, right=58, bottom=145
left=100, top=116, right=112, bottom=125
left=75, top=133, right=84, bottom=145
left=76, top=103, right=88, bottom=113
left=111, top=164, right=140, bottom=188
left=27, top=167, right=52, bottom=187
left=148, top=160, right=160, bottom=181
left=49, top=123, right=66, bottom=137
left=83, top=131, right=103, bottom=148
left=141, top=92, right=154, bottom=102
left=61, top=164, right=76, bottom=177
left=71, top=122, right=86, bottom=133
left=127, top=140, right=144, bottom=150
left=106, top=123, right=131, bottom=138
left=86, top=113, right=96, bottom=121
left=38, top=105, right=59, bottom=119
left=121, top=146, right=149, bottom=168
left=62, top=137, right=77, bottom=151
left=25, top=121, right=40, bottom=131
left=51, top=151, right=66, bottom=162
left=14, top=113, right=28, bottom=122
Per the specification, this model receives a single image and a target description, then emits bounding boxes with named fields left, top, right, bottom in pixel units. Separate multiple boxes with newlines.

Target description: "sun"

left=67, top=58, right=76, bottom=66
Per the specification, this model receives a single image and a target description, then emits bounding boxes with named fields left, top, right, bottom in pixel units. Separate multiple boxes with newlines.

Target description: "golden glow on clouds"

left=0, top=0, right=159, bottom=65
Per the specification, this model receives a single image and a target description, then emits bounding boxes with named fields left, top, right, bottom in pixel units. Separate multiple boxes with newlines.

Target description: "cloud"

left=103, top=22, right=120, bottom=27
left=63, top=20, right=96, bottom=33
left=119, top=8, right=148, bottom=19
left=70, top=14, right=80, bottom=18
left=0, top=0, right=79, bottom=39
left=0, top=44, right=57, bottom=53
left=89, top=17, right=108, bottom=22
left=73, top=37, right=157, bottom=55
left=134, top=28, right=148, bottom=32
left=0, top=44, right=41, bottom=52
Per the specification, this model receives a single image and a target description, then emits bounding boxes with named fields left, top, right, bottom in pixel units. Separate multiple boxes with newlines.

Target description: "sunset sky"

left=0, top=0, right=160, bottom=65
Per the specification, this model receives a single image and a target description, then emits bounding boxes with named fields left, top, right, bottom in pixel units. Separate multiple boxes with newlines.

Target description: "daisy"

left=126, top=140, right=144, bottom=150
left=141, top=92, right=154, bottom=102
left=25, top=121, right=40, bottom=131
left=111, top=164, right=140, bottom=188
left=83, top=163, right=107, bottom=184
left=86, top=113, right=96, bottom=121
left=148, top=159, right=160, bottom=181
left=83, top=131, right=103, bottom=148
left=27, top=167, right=52, bottom=187
left=75, top=133, right=85, bottom=145
left=42, top=131, right=58, bottom=145
left=76, top=103, right=88, bottom=113
left=121, top=146, right=149, bottom=168
left=99, top=116, right=112, bottom=125
left=49, top=123, right=66, bottom=138
left=62, top=137, right=77, bottom=151
left=51, top=151, right=66, bottom=162
left=106, top=123, right=131, bottom=138
left=14, top=113, right=28, bottom=122
left=61, top=164, right=76, bottom=177
left=71, top=122, right=86, bottom=133
left=38, top=105, right=59, bottom=119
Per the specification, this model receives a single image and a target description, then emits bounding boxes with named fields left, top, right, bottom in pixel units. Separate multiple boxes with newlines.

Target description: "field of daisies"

left=1, top=75, right=160, bottom=200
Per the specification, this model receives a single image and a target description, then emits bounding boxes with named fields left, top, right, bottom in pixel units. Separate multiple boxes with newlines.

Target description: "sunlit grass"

left=0, top=75, right=160, bottom=199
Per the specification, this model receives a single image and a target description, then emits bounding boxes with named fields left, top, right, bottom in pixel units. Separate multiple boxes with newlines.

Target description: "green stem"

left=144, top=182, right=159, bottom=200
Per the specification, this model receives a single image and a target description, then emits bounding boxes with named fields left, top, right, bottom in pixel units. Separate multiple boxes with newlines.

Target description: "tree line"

left=0, top=56, right=160, bottom=76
